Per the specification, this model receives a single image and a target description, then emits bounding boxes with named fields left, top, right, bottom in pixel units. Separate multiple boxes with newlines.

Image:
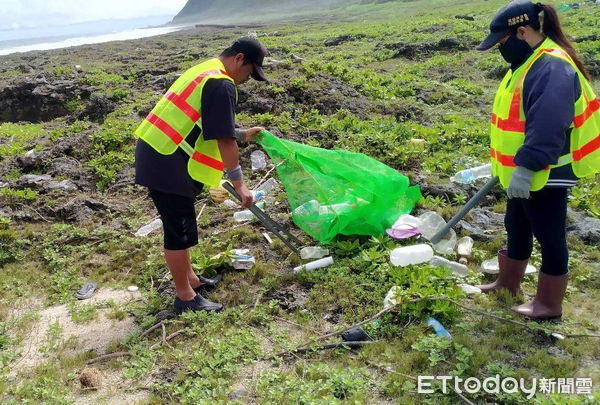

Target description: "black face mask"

left=498, top=34, right=533, bottom=67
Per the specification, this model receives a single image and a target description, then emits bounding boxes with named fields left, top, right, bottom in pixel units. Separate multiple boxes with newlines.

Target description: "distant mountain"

left=172, top=0, right=345, bottom=24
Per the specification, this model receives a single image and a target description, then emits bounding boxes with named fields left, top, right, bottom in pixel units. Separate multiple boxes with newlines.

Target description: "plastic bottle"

left=251, top=190, right=266, bottom=201
left=294, top=200, right=321, bottom=217
left=429, top=256, right=468, bottom=276
left=390, top=244, right=434, bottom=267
left=255, top=178, right=279, bottom=195
left=232, top=201, right=266, bottom=222
left=300, top=246, right=330, bottom=260
left=293, top=256, right=334, bottom=273
left=450, top=163, right=492, bottom=184
left=456, top=236, right=474, bottom=264
left=427, top=317, right=452, bottom=339
left=135, top=218, right=163, bottom=237
left=250, top=150, right=267, bottom=171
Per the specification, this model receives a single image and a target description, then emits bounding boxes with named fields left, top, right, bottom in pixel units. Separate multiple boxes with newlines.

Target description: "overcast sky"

left=1, top=0, right=188, bottom=30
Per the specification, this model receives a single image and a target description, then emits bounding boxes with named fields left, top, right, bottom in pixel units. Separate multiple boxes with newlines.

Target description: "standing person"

left=134, top=37, right=269, bottom=315
left=474, top=1, right=599, bottom=319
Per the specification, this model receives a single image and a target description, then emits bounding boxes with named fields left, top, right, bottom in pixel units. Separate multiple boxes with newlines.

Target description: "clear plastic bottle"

left=135, top=218, right=163, bottom=237
left=250, top=150, right=267, bottom=171
left=390, top=244, right=434, bottom=267
left=300, top=246, right=330, bottom=260
left=429, top=255, right=468, bottom=276
left=450, top=163, right=492, bottom=184
left=456, top=236, right=474, bottom=265
left=294, top=200, right=321, bottom=217
left=232, top=202, right=265, bottom=222
left=255, top=178, right=279, bottom=195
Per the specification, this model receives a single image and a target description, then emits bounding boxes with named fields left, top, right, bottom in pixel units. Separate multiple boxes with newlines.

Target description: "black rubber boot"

left=174, top=294, right=223, bottom=315
left=193, top=274, right=223, bottom=294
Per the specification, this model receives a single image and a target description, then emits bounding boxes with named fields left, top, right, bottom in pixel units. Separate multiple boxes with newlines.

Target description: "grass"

left=0, top=0, right=599, bottom=403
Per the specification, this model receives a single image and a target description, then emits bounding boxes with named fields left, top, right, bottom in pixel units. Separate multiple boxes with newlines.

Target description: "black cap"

left=230, top=37, right=268, bottom=81
left=477, top=1, right=541, bottom=51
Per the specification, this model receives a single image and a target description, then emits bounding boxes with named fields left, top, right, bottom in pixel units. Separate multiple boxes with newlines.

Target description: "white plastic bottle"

left=450, top=163, right=492, bottom=184
left=456, top=236, right=474, bottom=264
left=390, top=244, right=434, bottom=267
left=250, top=150, right=267, bottom=171
left=293, top=257, right=334, bottom=273
left=135, top=218, right=163, bottom=237
left=429, top=256, right=468, bottom=277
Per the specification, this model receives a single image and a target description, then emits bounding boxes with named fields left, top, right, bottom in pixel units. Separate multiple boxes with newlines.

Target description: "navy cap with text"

left=477, top=0, right=542, bottom=51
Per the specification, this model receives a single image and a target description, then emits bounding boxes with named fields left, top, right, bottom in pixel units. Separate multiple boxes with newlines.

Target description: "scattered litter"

left=135, top=218, right=162, bottom=237
left=458, top=284, right=482, bottom=295
left=293, top=256, right=334, bottom=273
left=481, top=257, right=537, bottom=274
left=223, top=199, right=238, bottom=208
left=551, top=332, right=566, bottom=340
left=75, top=282, right=97, bottom=300
left=390, top=244, right=433, bottom=267
left=386, top=225, right=421, bottom=240
left=427, top=317, right=452, bottom=339
left=450, top=163, right=492, bottom=184
left=250, top=150, right=268, bottom=171
left=418, top=211, right=457, bottom=254
left=209, top=181, right=230, bottom=203
left=429, top=256, right=468, bottom=276
left=300, top=246, right=329, bottom=260
left=232, top=249, right=255, bottom=270
left=342, top=327, right=370, bottom=342
left=456, top=236, right=474, bottom=264
left=255, top=178, right=279, bottom=195
left=74, top=64, right=82, bottom=72
left=127, top=285, right=139, bottom=292
left=383, top=286, right=402, bottom=309
left=409, top=138, right=427, bottom=145
left=262, top=232, right=273, bottom=244
left=233, top=201, right=266, bottom=222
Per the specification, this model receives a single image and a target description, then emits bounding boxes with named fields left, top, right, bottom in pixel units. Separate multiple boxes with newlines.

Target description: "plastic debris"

left=481, top=257, right=537, bottom=274
left=417, top=211, right=457, bottom=254
left=232, top=249, right=255, bottom=270
left=250, top=150, right=268, bottom=171
left=456, top=236, right=474, bottom=264
left=551, top=332, right=566, bottom=340
left=222, top=199, right=238, bottom=208
left=427, top=317, right=452, bottom=339
left=135, top=218, right=162, bottom=237
left=262, top=232, right=273, bottom=244
left=342, top=327, right=370, bottom=342
left=255, top=178, right=279, bottom=195
left=458, top=284, right=482, bottom=294
left=75, top=282, right=97, bottom=300
left=233, top=201, right=266, bottom=222
left=300, top=246, right=330, bottom=260
left=293, top=256, right=334, bottom=273
left=429, top=256, right=468, bottom=276
left=450, top=163, right=492, bottom=184
left=390, top=244, right=434, bottom=267
left=127, top=286, right=139, bottom=292
left=383, top=286, right=402, bottom=309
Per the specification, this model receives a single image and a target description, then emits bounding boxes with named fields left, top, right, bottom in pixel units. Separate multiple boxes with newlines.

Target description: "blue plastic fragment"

left=427, top=317, right=452, bottom=339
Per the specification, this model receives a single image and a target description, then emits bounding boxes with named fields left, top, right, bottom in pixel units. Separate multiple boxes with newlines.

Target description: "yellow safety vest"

left=490, top=37, right=600, bottom=190
left=134, top=58, right=237, bottom=187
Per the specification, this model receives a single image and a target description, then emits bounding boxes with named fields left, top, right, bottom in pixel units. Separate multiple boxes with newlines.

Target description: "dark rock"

left=54, top=197, right=109, bottom=222
left=80, top=367, right=103, bottom=389
left=455, top=15, right=475, bottom=21
left=228, top=390, right=247, bottom=400
left=567, top=208, right=600, bottom=245
left=378, top=37, right=467, bottom=59
left=269, top=285, right=309, bottom=311
left=573, top=34, right=599, bottom=43
left=17, top=174, right=52, bottom=188
left=44, top=179, right=78, bottom=193
left=48, top=157, right=95, bottom=192
left=155, top=310, right=175, bottom=322
left=341, top=327, right=370, bottom=342
left=79, top=93, right=116, bottom=123
left=17, top=150, right=50, bottom=170
left=324, top=34, right=366, bottom=47
left=457, top=208, right=505, bottom=241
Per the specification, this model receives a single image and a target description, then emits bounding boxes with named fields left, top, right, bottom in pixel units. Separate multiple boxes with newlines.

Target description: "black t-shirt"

left=135, top=78, right=237, bottom=198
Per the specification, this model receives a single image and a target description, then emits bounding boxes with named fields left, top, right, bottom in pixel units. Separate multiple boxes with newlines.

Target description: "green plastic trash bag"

left=257, top=131, right=422, bottom=243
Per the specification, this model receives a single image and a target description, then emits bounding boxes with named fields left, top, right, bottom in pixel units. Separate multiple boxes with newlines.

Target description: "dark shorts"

left=149, top=189, right=199, bottom=250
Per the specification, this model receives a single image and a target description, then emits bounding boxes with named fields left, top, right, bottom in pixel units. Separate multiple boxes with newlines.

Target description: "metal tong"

left=222, top=181, right=302, bottom=255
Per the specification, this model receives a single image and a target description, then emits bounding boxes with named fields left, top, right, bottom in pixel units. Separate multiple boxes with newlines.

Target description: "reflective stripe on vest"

left=134, top=59, right=234, bottom=187
left=489, top=38, right=600, bottom=189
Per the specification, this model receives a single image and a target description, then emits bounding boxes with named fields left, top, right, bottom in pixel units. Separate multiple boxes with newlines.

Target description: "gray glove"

left=507, top=166, right=534, bottom=199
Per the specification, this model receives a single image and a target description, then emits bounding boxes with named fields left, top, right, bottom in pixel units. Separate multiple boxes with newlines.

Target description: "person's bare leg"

left=164, top=249, right=196, bottom=301
left=188, top=266, right=201, bottom=289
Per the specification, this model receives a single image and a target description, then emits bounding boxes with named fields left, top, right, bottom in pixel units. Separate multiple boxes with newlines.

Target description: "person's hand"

left=507, top=166, right=534, bottom=199
left=244, top=127, right=265, bottom=142
left=233, top=181, right=253, bottom=208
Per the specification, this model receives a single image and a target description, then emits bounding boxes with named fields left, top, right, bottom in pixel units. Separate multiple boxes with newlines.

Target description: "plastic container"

left=250, top=150, right=267, bottom=171
left=232, top=201, right=266, bottom=222
left=293, top=256, right=334, bottom=273
left=135, top=218, right=163, bottom=237
left=427, top=317, right=452, bottom=339
left=429, top=256, right=468, bottom=276
left=294, top=200, right=321, bottom=217
left=300, top=246, right=330, bottom=260
left=390, top=244, right=434, bottom=267
left=255, top=178, right=279, bottom=195
left=481, top=257, right=537, bottom=275
left=458, top=284, right=482, bottom=295
left=450, top=163, right=492, bottom=184
left=456, top=236, right=474, bottom=264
